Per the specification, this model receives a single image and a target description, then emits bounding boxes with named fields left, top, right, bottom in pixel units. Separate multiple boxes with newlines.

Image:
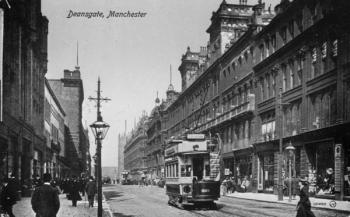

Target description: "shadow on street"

left=103, top=191, right=124, bottom=200
left=113, top=212, right=135, bottom=217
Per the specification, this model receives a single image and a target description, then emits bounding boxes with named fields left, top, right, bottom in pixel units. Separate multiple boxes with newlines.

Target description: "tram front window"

left=181, top=165, right=192, bottom=177
left=193, top=158, right=204, bottom=181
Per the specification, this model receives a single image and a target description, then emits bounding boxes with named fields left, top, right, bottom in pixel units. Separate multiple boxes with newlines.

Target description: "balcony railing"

left=195, top=100, right=254, bottom=133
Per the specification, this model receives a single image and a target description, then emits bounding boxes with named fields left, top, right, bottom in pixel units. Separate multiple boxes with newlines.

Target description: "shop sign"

left=224, top=168, right=230, bottom=175
left=335, top=144, right=341, bottom=158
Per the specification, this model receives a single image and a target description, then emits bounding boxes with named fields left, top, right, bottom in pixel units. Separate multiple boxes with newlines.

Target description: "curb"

left=223, top=195, right=350, bottom=214
left=102, top=192, right=114, bottom=217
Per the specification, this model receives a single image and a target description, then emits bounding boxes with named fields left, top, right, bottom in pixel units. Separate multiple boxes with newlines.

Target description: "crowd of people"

left=221, top=175, right=251, bottom=195
left=0, top=173, right=97, bottom=217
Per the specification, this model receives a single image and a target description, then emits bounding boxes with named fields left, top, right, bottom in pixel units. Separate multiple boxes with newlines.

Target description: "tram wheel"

left=209, top=201, right=217, bottom=210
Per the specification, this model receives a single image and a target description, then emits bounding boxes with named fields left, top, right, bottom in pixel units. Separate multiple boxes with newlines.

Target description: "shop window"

left=345, top=146, right=350, bottom=197
left=306, top=142, right=334, bottom=196
left=262, top=154, right=274, bottom=192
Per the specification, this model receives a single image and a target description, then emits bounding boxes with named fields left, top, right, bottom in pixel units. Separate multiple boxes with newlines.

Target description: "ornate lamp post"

left=285, top=141, right=295, bottom=202
left=90, top=117, right=109, bottom=217
left=89, top=78, right=110, bottom=217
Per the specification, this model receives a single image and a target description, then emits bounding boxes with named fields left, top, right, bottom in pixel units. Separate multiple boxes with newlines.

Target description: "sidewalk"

left=225, top=192, right=350, bottom=213
left=13, top=193, right=112, bottom=217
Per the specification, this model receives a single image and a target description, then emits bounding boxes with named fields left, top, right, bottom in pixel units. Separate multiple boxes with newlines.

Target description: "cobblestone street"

left=104, top=184, right=350, bottom=217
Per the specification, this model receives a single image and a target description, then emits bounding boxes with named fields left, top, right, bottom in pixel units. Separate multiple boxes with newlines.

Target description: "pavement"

left=225, top=192, right=350, bottom=213
left=13, top=193, right=112, bottom=217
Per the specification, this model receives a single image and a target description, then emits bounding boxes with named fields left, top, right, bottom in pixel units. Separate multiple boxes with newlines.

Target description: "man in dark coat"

left=85, top=176, right=97, bottom=207
left=296, top=178, right=316, bottom=217
left=0, top=178, right=17, bottom=217
left=68, top=178, right=82, bottom=207
left=31, top=173, right=60, bottom=217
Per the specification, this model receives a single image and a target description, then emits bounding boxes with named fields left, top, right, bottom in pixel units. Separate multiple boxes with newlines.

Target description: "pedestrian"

left=0, top=178, right=17, bottom=217
left=85, top=176, right=97, bottom=208
left=31, top=173, right=60, bottom=217
left=296, top=177, right=316, bottom=217
left=68, top=178, right=82, bottom=207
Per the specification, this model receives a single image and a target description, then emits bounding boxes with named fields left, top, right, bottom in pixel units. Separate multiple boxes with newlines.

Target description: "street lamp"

left=285, top=141, right=295, bottom=202
left=90, top=116, right=110, bottom=217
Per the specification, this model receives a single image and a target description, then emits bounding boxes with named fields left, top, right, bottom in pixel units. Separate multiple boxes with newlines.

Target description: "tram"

left=165, top=134, right=221, bottom=209
left=121, top=170, right=130, bottom=185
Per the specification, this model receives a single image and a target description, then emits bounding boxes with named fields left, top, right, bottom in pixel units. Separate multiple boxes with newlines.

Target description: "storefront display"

left=257, top=152, right=274, bottom=193
left=306, top=142, right=334, bottom=196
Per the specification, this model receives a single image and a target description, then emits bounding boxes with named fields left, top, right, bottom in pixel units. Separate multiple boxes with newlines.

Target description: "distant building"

left=117, top=132, right=127, bottom=180
left=124, top=113, right=148, bottom=182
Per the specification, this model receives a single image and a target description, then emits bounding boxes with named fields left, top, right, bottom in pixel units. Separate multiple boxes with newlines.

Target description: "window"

left=266, top=74, right=270, bottom=99
left=181, top=165, right=192, bottom=177
left=288, top=20, right=294, bottom=38
left=260, top=45, right=264, bottom=61
left=282, top=64, right=287, bottom=92
left=272, top=73, right=276, bottom=97
left=231, top=62, right=236, bottom=72
left=297, top=56, right=304, bottom=86
left=227, top=66, right=231, bottom=75
left=271, top=34, right=276, bottom=53
left=265, top=40, right=270, bottom=57
left=296, top=14, right=303, bottom=32
left=280, top=26, right=287, bottom=44
left=332, top=40, right=338, bottom=57
left=261, top=112, right=276, bottom=141
left=311, top=47, right=317, bottom=78
left=260, top=79, right=265, bottom=101
left=289, top=60, right=295, bottom=88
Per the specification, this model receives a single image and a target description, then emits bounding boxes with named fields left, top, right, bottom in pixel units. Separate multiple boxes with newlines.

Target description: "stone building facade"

left=0, top=0, right=48, bottom=189
left=44, top=78, right=67, bottom=178
left=163, top=0, right=350, bottom=201
left=48, top=67, right=88, bottom=175
left=124, top=114, right=148, bottom=182
left=252, top=0, right=350, bottom=201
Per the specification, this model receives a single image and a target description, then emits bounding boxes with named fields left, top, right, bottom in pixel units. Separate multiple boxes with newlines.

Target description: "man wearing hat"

left=296, top=177, right=315, bottom=217
left=85, top=176, right=97, bottom=207
left=0, top=177, right=17, bottom=217
left=31, top=173, right=60, bottom=217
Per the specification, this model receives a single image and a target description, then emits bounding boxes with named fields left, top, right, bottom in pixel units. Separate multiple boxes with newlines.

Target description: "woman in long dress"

left=296, top=178, right=316, bottom=217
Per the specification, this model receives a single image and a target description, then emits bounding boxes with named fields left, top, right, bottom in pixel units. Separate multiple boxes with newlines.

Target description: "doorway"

left=193, top=157, right=204, bottom=181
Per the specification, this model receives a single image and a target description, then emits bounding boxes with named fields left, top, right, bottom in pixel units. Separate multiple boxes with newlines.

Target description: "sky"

left=41, top=0, right=280, bottom=167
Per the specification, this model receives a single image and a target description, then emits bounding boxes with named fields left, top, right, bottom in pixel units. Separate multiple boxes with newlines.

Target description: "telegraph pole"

left=277, top=87, right=289, bottom=201
left=89, top=77, right=110, bottom=217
